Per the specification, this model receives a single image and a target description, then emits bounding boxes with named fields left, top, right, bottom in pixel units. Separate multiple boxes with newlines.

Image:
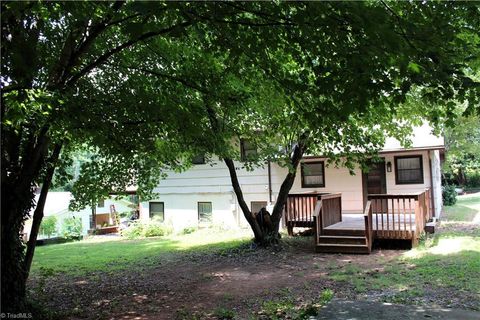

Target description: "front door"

left=363, top=159, right=387, bottom=210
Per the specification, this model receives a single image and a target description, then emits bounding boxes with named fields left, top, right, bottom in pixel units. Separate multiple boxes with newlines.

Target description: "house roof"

left=382, top=123, right=444, bottom=151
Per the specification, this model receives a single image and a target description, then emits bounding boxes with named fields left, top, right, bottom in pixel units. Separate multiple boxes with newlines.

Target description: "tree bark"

left=1, top=132, right=50, bottom=312
left=224, top=158, right=265, bottom=243
left=224, top=141, right=306, bottom=244
left=24, top=144, right=62, bottom=276
left=270, top=142, right=305, bottom=233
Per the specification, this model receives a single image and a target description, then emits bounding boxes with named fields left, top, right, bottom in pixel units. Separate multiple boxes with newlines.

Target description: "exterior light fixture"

left=386, top=161, right=392, bottom=172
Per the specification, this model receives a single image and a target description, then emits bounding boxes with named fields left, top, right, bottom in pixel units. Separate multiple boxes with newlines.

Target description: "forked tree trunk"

left=224, top=158, right=265, bottom=242
left=1, top=131, right=50, bottom=312
left=224, top=142, right=305, bottom=245
left=1, top=192, right=29, bottom=312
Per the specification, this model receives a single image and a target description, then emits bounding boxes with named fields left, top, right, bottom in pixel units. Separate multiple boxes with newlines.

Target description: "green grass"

left=443, top=193, right=480, bottom=222
left=327, top=194, right=480, bottom=305
left=329, top=231, right=480, bottom=302
left=31, top=228, right=252, bottom=276
left=258, top=289, right=334, bottom=320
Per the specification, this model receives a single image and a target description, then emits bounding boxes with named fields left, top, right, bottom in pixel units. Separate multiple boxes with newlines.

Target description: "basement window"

left=149, top=202, right=165, bottom=222
left=198, top=202, right=212, bottom=225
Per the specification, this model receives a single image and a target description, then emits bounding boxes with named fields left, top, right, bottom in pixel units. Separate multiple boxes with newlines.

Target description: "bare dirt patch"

left=28, top=223, right=479, bottom=319
left=28, top=239, right=401, bottom=319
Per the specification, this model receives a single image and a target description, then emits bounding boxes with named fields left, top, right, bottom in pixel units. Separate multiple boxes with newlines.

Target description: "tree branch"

left=65, top=19, right=194, bottom=87
left=380, top=0, right=418, bottom=51
left=125, top=65, right=207, bottom=94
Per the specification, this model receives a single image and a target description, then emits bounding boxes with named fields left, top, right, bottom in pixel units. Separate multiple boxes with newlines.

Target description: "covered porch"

left=284, top=190, right=433, bottom=253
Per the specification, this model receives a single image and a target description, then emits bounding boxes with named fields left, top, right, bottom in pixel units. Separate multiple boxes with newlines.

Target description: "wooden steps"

left=315, top=232, right=371, bottom=254
left=317, top=235, right=366, bottom=245
left=315, top=243, right=370, bottom=254
left=322, top=228, right=365, bottom=237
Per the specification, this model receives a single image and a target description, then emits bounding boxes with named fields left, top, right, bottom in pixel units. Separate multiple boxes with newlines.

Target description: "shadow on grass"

left=30, top=230, right=252, bottom=276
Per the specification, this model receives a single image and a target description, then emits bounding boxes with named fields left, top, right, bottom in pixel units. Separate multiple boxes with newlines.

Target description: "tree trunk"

left=224, top=158, right=265, bottom=243
left=1, top=199, right=28, bottom=312
left=1, top=178, right=36, bottom=312
left=24, top=144, right=62, bottom=276
left=270, top=143, right=305, bottom=233
left=224, top=142, right=305, bottom=245
left=457, top=167, right=466, bottom=186
left=1, top=132, right=50, bottom=312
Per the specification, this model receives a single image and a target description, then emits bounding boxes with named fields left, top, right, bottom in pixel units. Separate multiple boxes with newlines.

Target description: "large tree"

left=1, top=1, right=479, bottom=314
left=1, top=1, right=219, bottom=312
left=97, top=1, right=479, bottom=243
left=444, top=113, right=480, bottom=186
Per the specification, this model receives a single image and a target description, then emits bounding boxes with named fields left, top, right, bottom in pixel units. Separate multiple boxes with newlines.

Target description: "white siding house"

left=24, top=193, right=135, bottom=240
left=141, top=125, right=445, bottom=231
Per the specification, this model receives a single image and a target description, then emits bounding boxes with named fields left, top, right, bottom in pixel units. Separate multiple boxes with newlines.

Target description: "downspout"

left=268, top=160, right=272, bottom=203
left=428, top=151, right=436, bottom=218
left=231, top=191, right=239, bottom=226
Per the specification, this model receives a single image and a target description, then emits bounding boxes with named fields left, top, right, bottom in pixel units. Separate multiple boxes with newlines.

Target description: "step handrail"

left=363, top=200, right=373, bottom=252
left=312, top=200, right=323, bottom=246
left=319, top=193, right=342, bottom=229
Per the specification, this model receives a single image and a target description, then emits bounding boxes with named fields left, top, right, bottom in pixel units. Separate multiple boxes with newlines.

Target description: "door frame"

left=362, top=158, right=387, bottom=208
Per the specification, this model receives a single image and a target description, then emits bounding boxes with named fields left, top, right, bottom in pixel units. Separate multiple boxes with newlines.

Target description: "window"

left=198, top=202, right=212, bottom=224
left=97, top=199, right=105, bottom=208
left=241, top=139, right=257, bottom=161
left=149, top=202, right=165, bottom=221
left=192, top=153, right=205, bottom=165
left=251, top=201, right=268, bottom=214
left=395, top=155, right=424, bottom=184
left=301, top=161, right=325, bottom=188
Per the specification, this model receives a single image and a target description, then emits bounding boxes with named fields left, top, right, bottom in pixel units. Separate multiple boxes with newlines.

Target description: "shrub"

left=144, top=222, right=173, bottom=237
left=442, top=184, right=457, bottom=206
left=121, top=221, right=144, bottom=239
left=466, top=172, right=480, bottom=188
left=122, top=221, right=173, bottom=239
left=61, top=216, right=83, bottom=239
left=181, top=226, right=197, bottom=235
left=39, top=216, right=57, bottom=238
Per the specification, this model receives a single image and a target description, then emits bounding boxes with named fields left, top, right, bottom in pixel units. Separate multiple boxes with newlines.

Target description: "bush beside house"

left=442, top=185, right=457, bottom=206
left=39, top=216, right=57, bottom=238
left=122, top=220, right=173, bottom=239
left=61, top=217, right=83, bottom=239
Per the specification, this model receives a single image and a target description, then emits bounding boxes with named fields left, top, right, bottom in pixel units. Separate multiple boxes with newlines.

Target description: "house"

left=139, top=124, right=444, bottom=242
left=24, top=192, right=136, bottom=240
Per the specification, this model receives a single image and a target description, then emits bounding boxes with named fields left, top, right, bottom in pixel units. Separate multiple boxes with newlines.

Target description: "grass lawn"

left=443, top=192, right=480, bottom=222
left=31, top=227, right=253, bottom=275
left=329, top=193, right=480, bottom=307
left=29, top=193, right=480, bottom=319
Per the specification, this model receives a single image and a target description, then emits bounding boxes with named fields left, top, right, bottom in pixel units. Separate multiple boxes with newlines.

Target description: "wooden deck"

left=284, top=189, right=433, bottom=253
left=324, top=213, right=415, bottom=239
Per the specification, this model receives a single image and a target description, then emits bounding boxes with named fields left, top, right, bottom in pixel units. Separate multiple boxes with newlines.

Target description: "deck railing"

left=284, top=192, right=340, bottom=236
left=368, top=188, right=431, bottom=241
left=311, top=193, right=342, bottom=237
left=319, top=193, right=342, bottom=230
left=284, top=193, right=322, bottom=234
